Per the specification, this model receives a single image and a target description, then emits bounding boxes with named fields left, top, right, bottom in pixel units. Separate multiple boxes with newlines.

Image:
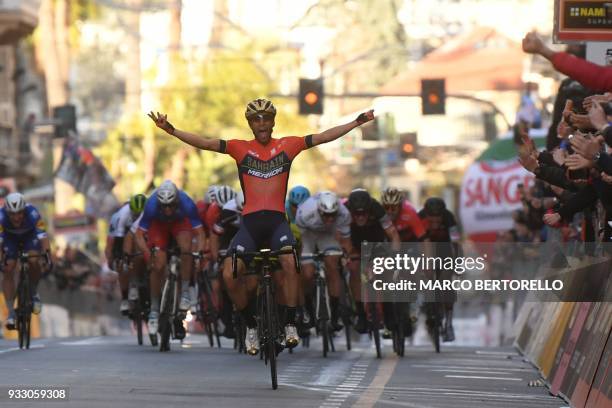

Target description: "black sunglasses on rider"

left=353, top=209, right=368, bottom=217
left=249, top=113, right=274, bottom=122
left=320, top=212, right=338, bottom=219
left=161, top=203, right=177, bottom=209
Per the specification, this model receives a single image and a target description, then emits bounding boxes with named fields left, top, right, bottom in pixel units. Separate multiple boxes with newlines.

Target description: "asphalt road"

left=0, top=334, right=567, bottom=408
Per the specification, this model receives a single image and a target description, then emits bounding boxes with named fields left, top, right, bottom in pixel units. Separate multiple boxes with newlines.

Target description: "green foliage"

left=69, top=0, right=104, bottom=50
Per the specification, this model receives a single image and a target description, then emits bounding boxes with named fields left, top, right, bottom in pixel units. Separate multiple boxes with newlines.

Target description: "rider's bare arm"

left=123, top=232, right=134, bottom=254
left=209, top=233, right=220, bottom=263
left=147, top=111, right=223, bottom=152
left=40, top=237, right=50, bottom=253
left=384, top=225, right=401, bottom=251
left=337, top=233, right=353, bottom=255
left=192, top=226, right=205, bottom=253
left=310, top=110, right=374, bottom=146
left=135, top=229, right=149, bottom=258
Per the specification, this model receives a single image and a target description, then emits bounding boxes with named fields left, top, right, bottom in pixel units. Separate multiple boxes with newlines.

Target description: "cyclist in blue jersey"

left=285, top=186, right=310, bottom=225
left=0, top=193, right=51, bottom=330
left=134, top=180, right=205, bottom=336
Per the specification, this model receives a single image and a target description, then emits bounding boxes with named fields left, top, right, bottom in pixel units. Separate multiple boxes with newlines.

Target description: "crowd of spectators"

left=499, top=32, right=612, bottom=254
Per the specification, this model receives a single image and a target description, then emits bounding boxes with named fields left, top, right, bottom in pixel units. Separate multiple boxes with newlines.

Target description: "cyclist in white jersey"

left=105, top=194, right=147, bottom=314
left=296, top=191, right=353, bottom=331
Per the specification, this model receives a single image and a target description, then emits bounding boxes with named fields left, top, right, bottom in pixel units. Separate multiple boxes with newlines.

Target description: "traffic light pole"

left=270, top=92, right=512, bottom=130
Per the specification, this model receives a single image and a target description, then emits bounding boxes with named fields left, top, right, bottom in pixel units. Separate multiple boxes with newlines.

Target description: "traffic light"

left=298, top=78, right=323, bottom=115
left=53, top=104, right=77, bottom=138
left=398, top=132, right=417, bottom=159
left=421, top=79, right=446, bottom=115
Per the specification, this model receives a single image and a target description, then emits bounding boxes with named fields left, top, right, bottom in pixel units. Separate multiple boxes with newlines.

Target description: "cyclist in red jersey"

left=148, top=100, right=374, bottom=354
left=381, top=187, right=426, bottom=242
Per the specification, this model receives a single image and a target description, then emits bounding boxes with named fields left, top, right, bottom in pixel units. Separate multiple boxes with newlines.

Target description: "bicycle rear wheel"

left=265, top=281, right=278, bottom=390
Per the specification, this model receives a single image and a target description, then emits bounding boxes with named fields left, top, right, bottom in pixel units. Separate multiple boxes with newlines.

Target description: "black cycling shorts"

left=111, top=237, right=125, bottom=260
left=229, top=210, right=295, bottom=253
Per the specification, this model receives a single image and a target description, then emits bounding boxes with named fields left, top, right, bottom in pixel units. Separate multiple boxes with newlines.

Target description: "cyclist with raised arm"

left=296, top=191, right=352, bottom=332
left=0, top=193, right=51, bottom=330
left=105, top=194, right=147, bottom=315
left=345, top=189, right=400, bottom=334
left=418, top=197, right=461, bottom=342
left=148, top=99, right=374, bottom=355
left=134, top=180, right=204, bottom=338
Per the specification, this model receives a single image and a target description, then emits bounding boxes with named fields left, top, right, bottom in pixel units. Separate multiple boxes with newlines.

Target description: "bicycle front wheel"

left=265, top=281, right=278, bottom=390
left=159, top=278, right=175, bottom=352
left=433, top=305, right=441, bottom=353
left=369, top=303, right=382, bottom=359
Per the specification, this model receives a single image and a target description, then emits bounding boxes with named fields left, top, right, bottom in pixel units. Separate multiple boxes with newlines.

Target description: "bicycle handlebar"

left=231, top=247, right=299, bottom=279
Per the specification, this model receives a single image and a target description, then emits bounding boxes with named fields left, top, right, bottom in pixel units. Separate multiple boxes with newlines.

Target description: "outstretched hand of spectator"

left=522, top=31, right=546, bottom=55
left=552, top=147, right=567, bottom=165
left=565, top=153, right=593, bottom=170
left=570, top=133, right=602, bottom=159
left=601, top=172, right=612, bottom=184
left=543, top=212, right=561, bottom=226
left=588, top=102, right=609, bottom=131
left=557, top=119, right=573, bottom=139
left=583, top=93, right=612, bottom=111
left=568, top=112, right=594, bottom=130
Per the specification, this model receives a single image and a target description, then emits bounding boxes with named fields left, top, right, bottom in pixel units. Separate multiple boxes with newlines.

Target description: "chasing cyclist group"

left=0, top=98, right=460, bottom=356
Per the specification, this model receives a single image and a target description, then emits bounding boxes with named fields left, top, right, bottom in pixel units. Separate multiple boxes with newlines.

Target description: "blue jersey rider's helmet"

left=285, top=185, right=310, bottom=221
left=287, top=185, right=310, bottom=207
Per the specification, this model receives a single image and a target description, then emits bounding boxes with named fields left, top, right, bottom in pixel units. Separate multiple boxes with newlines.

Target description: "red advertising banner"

left=555, top=0, right=612, bottom=42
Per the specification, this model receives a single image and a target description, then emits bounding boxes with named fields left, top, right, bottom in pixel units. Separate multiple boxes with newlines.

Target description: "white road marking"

left=430, top=369, right=517, bottom=375
left=444, top=375, right=522, bottom=381
left=410, top=364, right=528, bottom=372
left=0, top=344, right=45, bottom=354
left=475, top=350, right=519, bottom=356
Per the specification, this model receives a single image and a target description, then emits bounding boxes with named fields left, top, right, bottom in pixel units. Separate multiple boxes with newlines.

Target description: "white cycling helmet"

left=235, top=191, right=245, bottom=212
left=215, top=185, right=236, bottom=207
left=317, top=191, right=339, bottom=215
left=157, top=180, right=178, bottom=205
left=204, top=185, right=218, bottom=204
left=4, top=192, right=26, bottom=213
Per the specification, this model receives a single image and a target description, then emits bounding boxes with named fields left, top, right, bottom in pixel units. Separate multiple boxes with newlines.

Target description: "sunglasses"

left=321, top=212, right=338, bottom=219
left=353, top=210, right=368, bottom=217
left=249, top=113, right=274, bottom=122
left=384, top=205, right=399, bottom=211
left=161, top=203, right=177, bottom=209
